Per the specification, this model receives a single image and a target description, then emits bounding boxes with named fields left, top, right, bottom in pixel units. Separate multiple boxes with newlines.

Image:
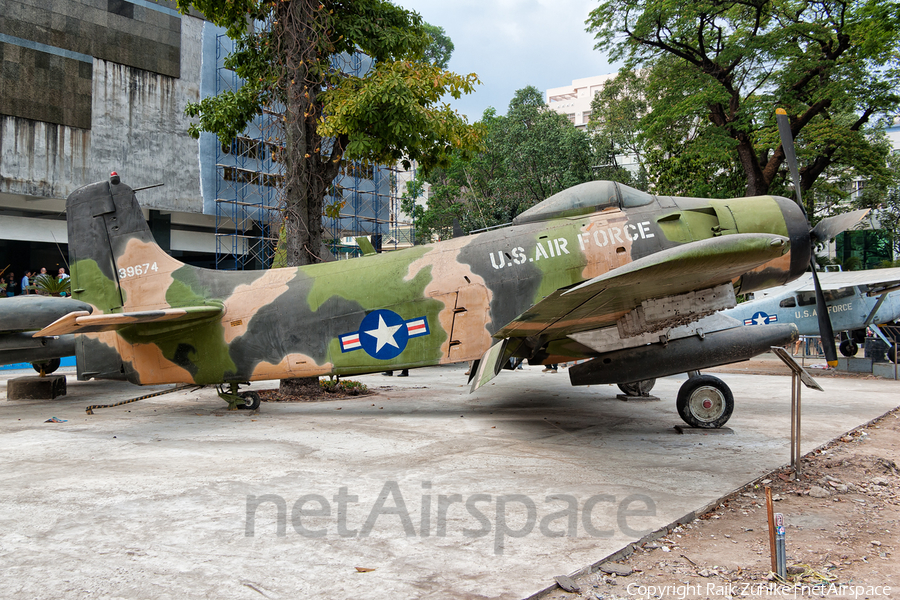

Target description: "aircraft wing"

left=495, top=233, right=790, bottom=341
left=34, top=306, right=224, bottom=337
left=791, top=267, right=900, bottom=295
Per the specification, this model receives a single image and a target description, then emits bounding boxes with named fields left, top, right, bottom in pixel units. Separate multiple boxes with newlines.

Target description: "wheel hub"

left=689, top=386, right=725, bottom=422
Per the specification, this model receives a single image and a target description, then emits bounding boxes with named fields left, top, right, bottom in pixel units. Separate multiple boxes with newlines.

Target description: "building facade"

left=545, top=74, right=616, bottom=129
left=0, top=0, right=401, bottom=277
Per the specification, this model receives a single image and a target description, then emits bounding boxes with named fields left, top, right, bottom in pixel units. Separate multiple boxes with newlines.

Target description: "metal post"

left=796, top=373, right=802, bottom=477
left=775, top=513, right=786, bottom=580
left=765, top=487, right=777, bottom=573
left=793, top=372, right=802, bottom=478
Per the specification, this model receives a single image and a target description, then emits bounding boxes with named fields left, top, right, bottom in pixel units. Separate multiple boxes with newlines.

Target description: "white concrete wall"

left=0, top=15, right=204, bottom=214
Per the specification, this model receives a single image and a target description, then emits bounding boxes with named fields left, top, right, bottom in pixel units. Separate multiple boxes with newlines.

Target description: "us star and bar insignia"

left=340, top=309, right=431, bottom=360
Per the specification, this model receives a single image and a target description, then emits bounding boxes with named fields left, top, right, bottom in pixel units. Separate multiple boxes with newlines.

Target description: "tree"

left=423, top=24, right=454, bottom=69
left=406, top=86, right=598, bottom=241
left=853, top=152, right=900, bottom=262
left=587, top=0, right=900, bottom=206
left=176, top=0, right=481, bottom=394
left=589, top=66, right=747, bottom=198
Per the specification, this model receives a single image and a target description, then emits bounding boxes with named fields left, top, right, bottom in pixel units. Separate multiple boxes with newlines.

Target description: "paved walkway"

left=1, top=363, right=897, bottom=599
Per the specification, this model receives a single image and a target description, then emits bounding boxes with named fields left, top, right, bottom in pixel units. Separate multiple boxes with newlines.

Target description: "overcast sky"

left=397, top=0, right=619, bottom=122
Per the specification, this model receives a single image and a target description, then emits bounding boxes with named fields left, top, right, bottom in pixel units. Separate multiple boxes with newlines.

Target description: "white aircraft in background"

left=723, top=267, right=900, bottom=360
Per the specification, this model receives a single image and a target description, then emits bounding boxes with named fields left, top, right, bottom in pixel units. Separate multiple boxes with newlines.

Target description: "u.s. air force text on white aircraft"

left=794, top=302, right=854, bottom=319
left=488, top=220, right=656, bottom=270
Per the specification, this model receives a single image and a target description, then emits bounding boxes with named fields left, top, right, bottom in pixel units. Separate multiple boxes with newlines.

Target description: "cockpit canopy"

left=512, top=181, right=656, bottom=226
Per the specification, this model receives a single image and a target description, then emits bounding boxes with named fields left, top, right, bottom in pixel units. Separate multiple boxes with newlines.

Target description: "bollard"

left=774, top=513, right=786, bottom=580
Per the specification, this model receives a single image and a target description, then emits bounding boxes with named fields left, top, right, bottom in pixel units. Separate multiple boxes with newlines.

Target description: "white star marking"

left=753, top=314, right=767, bottom=325
left=364, top=315, right=403, bottom=352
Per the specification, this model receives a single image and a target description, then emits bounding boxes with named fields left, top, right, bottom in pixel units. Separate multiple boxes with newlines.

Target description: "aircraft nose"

left=775, top=195, right=811, bottom=281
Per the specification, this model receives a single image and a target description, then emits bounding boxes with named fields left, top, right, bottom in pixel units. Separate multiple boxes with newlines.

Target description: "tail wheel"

left=616, top=378, right=656, bottom=396
left=32, top=358, right=61, bottom=375
left=676, top=375, right=734, bottom=429
left=238, top=391, right=261, bottom=410
left=839, top=339, right=858, bottom=357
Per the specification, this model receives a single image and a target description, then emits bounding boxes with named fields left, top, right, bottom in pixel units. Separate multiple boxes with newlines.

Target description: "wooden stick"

left=766, top=486, right=777, bottom=573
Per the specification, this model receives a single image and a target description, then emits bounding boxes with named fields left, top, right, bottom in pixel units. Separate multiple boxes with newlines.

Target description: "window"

left=797, top=292, right=817, bottom=306
left=582, top=111, right=592, bottom=123
left=566, top=113, right=576, bottom=124
left=779, top=297, right=796, bottom=308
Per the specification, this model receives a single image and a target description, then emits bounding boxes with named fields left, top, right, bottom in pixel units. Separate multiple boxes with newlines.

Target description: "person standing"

left=5, top=273, right=16, bottom=296
left=58, top=267, right=69, bottom=281
left=21, top=271, right=31, bottom=294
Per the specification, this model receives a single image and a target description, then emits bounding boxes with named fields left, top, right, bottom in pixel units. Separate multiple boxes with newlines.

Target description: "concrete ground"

left=0, top=362, right=897, bottom=600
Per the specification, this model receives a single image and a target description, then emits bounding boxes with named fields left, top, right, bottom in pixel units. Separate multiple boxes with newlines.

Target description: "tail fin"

left=68, top=173, right=186, bottom=314
left=67, top=174, right=188, bottom=380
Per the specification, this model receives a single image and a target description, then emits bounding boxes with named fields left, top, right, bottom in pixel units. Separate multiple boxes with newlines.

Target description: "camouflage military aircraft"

left=35, top=173, right=864, bottom=427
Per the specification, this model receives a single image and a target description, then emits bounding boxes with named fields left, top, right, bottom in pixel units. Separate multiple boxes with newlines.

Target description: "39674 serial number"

left=118, top=262, right=158, bottom=279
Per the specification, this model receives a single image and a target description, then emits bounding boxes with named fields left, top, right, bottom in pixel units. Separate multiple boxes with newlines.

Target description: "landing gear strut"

left=216, top=382, right=261, bottom=410
left=676, top=374, right=734, bottom=428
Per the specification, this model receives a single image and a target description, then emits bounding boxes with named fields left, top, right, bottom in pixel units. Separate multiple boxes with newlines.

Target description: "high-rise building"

left=545, top=74, right=617, bottom=129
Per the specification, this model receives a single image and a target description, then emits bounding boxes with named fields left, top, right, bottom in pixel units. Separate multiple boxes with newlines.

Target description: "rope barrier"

left=85, top=385, right=203, bottom=414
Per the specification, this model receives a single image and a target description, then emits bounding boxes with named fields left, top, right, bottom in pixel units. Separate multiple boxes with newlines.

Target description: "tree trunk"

left=277, top=0, right=327, bottom=396
left=274, top=0, right=346, bottom=396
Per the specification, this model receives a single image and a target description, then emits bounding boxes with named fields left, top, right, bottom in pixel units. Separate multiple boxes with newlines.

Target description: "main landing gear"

left=675, top=372, right=734, bottom=429
left=216, top=382, right=261, bottom=410
left=31, top=358, right=61, bottom=375
left=839, top=339, right=858, bottom=358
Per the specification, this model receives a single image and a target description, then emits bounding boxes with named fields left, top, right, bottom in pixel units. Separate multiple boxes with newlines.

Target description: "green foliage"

left=586, top=0, right=900, bottom=199
left=320, top=378, right=368, bottom=395
left=408, top=86, right=599, bottom=242
left=422, top=24, right=454, bottom=69
left=318, top=60, right=482, bottom=170
left=32, top=274, right=71, bottom=297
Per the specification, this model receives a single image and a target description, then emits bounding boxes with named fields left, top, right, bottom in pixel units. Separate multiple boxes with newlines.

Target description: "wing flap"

left=497, top=233, right=790, bottom=340
left=34, top=306, right=224, bottom=337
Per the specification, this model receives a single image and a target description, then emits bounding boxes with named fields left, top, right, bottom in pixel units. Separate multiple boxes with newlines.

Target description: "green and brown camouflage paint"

left=52, top=177, right=809, bottom=386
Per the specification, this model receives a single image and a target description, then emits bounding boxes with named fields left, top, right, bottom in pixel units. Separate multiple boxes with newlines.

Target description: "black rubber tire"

left=239, top=391, right=261, bottom=410
left=889, top=345, right=900, bottom=364
left=676, top=375, right=734, bottom=429
left=32, top=358, right=61, bottom=375
left=839, top=339, right=858, bottom=358
left=616, top=378, right=656, bottom=396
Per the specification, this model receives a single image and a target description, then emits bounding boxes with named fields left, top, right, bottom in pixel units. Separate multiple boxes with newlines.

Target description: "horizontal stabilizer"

left=355, top=236, right=377, bottom=256
left=34, top=306, right=224, bottom=337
